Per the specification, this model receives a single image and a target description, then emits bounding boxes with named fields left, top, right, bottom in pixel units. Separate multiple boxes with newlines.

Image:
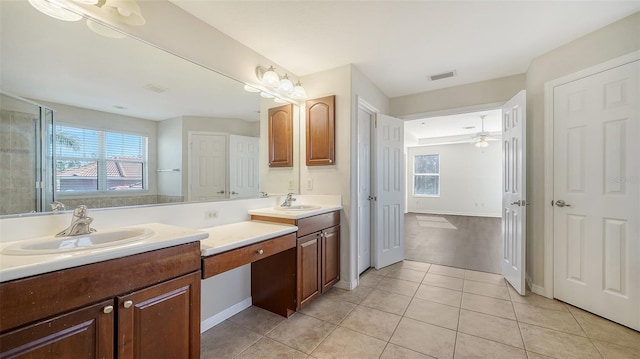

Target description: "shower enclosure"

left=0, top=93, right=55, bottom=215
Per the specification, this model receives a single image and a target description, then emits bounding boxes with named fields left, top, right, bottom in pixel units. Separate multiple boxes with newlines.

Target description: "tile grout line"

left=564, top=303, right=605, bottom=359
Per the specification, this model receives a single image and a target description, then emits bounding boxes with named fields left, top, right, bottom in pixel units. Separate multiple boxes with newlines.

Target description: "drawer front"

left=297, top=211, right=340, bottom=237
left=202, top=233, right=296, bottom=279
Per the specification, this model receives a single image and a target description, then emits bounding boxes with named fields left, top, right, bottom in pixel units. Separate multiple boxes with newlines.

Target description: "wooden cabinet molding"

left=306, top=95, right=335, bottom=166
left=268, top=104, right=293, bottom=167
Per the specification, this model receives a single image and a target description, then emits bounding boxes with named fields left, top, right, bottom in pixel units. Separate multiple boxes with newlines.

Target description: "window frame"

left=54, top=124, right=148, bottom=195
left=412, top=153, right=440, bottom=197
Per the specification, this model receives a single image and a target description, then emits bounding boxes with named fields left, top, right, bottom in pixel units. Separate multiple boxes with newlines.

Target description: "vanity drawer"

left=297, top=211, right=340, bottom=237
left=202, top=233, right=296, bottom=279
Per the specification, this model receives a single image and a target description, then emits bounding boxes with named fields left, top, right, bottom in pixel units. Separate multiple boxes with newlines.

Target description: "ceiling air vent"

left=144, top=84, right=168, bottom=93
left=429, top=70, right=456, bottom=81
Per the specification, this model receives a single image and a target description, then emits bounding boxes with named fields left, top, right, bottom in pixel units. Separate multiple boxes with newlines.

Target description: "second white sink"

left=274, top=205, right=321, bottom=211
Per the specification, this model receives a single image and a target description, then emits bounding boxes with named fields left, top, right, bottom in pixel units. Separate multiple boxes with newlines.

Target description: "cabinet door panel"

left=118, top=271, right=200, bottom=359
left=297, top=233, right=321, bottom=309
left=306, top=95, right=335, bottom=166
left=321, top=225, right=340, bottom=292
left=0, top=299, right=114, bottom=359
left=268, top=104, right=293, bottom=167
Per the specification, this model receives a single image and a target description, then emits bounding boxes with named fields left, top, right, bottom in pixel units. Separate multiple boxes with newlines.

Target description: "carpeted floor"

left=404, top=213, right=502, bottom=274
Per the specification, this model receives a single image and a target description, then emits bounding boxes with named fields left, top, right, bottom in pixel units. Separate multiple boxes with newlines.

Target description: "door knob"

left=123, top=300, right=133, bottom=309
left=231, top=191, right=239, bottom=195
left=217, top=190, right=225, bottom=194
left=555, top=200, right=571, bottom=207
left=511, top=200, right=522, bottom=206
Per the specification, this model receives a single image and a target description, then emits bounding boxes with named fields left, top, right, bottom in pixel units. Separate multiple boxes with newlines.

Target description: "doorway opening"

left=404, top=108, right=503, bottom=274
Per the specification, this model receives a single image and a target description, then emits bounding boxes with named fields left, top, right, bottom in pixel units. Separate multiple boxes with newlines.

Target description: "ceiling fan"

left=472, top=115, right=494, bottom=148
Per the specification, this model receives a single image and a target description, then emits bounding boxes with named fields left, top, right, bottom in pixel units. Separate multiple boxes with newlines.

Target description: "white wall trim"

left=398, top=102, right=504, bottom=121
left=409, top=210, right=501, bottom=218
left=526, top=272, right=545, bottom=296
left=352, top=96, right=379, bottom=277
left=542, top=50, right=640, bottom=300
left=200, top=296, right=252, bottom=333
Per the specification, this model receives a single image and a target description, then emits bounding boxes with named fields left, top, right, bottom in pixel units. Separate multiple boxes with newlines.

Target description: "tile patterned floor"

left=201, top=260, right=640, bottom=359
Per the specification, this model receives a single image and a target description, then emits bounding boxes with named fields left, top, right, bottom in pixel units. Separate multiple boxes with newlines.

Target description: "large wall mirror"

left=0, top=1, right=300, bottom=216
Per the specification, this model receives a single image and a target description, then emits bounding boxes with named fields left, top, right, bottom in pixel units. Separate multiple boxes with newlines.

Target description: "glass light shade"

left=86, top=19, right=127, bottom=38
left=291, top=81, right=307, bottom=99
left=277, top=74, right=294, bottom=94
left=475, top=139, right=489, bottom=148
left=72, top=0, right=99, bottom=4
left=104, top=0, right=145, bottom=25
left=28, top=0, right=83, bottom=21
left=261, top=67, right=280, bottom=87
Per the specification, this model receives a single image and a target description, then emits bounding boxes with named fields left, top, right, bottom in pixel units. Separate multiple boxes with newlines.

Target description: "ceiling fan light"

left=475, top=139, right=489, bottom=148
left=28, top=0, right=83, bottom=21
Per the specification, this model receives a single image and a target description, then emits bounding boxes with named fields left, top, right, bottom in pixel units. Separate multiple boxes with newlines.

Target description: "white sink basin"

left=274, top=205, right=321, bottom=211
left=2, top=228, right=155, bottom=255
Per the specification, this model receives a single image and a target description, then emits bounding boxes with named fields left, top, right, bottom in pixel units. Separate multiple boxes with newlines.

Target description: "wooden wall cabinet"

left=0, top=243, right=201, bottom=359
left=306, top=95, right=335, bottom=166
left=268, top=104, right=293, bottom=167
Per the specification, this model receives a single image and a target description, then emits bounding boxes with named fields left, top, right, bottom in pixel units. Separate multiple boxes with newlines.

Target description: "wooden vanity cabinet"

left=0, top=242, right=201, bottom=359
left=251, top=211, right=340, bottom=310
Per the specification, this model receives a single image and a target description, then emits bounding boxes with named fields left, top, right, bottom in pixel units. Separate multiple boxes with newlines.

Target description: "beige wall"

left=526, top=11, right=640, bottom=288
left=389, top=74, right=526, bottom=118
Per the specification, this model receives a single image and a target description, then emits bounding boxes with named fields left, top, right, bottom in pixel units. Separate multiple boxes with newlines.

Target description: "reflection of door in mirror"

left=189, top=133, right=227, bottom=202
left=268, top=104, right=293, bottom=167
left=0, top=94, right=54, bottom=216
left=229, top=135, right=260, bottom=199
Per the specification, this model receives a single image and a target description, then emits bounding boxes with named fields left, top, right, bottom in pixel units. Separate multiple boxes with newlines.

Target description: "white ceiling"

left=1, top=1, right=261, bottom=122
left=169, top=1, right=640, bottom=98
left=405, top=108, right=502, bottom=147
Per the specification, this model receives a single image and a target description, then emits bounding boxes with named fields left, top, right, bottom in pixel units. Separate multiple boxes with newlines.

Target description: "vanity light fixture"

left=243, top=84, right=261, bottom=93
left=255, top=65, right=307, bottom=99
left=28, top=0, right=146, bottom=35
left=260, top=92, right=275, bottom=99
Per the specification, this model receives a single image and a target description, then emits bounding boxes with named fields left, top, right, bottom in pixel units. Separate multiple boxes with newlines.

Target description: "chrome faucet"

left=50, top=201, right=66, bottom=211
left=280, top=193, right=297, bottom=207
left=56, top=205, right=96, bottom=237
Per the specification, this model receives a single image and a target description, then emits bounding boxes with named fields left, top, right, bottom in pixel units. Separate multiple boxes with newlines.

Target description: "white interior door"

left=501, top=90, right=527, bottom=295
left=374, top=113, right=405, bottom=269
left=357, top=107, right=372, bottom=274
left=553, top=60, right=639, bottom=330
left=189, top=133, right=226, bottom=201
left=228, top=135, right=259, bottom=199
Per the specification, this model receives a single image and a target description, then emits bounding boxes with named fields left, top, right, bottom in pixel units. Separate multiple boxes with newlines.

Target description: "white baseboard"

left=200, top=297, right=252, bottom=333
left=408, top=210, right=501, bottom=218
left=526, top=274, right=548, bottom=298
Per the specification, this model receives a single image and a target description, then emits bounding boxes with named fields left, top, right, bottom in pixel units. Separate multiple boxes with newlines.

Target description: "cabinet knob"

left=257, top=249, right=264, bottom=255
left=329, top=159, right=333, bottom=164
left=123, top=300, right=133, bottom=309
left=103, top=305, right=113, bottom=314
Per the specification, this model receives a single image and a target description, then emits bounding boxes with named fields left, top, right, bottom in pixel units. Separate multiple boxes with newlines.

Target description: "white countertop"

left=200, top=221, right=298, bottom=256
left=0, top=223, right=208, bottom=283
left=248, top=204, right=342, bottom=220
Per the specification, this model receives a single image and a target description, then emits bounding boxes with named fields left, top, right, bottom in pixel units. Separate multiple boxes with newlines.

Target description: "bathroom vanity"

left=0, top=225, right=207, bottom=358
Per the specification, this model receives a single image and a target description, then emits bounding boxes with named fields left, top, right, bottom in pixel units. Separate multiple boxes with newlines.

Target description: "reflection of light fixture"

left=28, top=0, right=146, bottom=37
left=254, top=65, right=307, bottom=99
left=86, top=18, right=126, bottom=38
left=474, top=115, right=490, bottom=148
left=260, top=92, right=275, bottom=99
left=28, top=0, right=83, bottom=21
left=274, top=98, right=288, bottom=104
left=243, top=84, right=260, bottom=93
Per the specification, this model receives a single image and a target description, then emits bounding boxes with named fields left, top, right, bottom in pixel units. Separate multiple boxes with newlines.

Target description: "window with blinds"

left=55, top=125, right=147, bottom=192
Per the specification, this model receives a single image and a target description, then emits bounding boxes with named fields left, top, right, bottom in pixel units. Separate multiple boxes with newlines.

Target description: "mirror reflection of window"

left=55, top=125, right=148, bottom=193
